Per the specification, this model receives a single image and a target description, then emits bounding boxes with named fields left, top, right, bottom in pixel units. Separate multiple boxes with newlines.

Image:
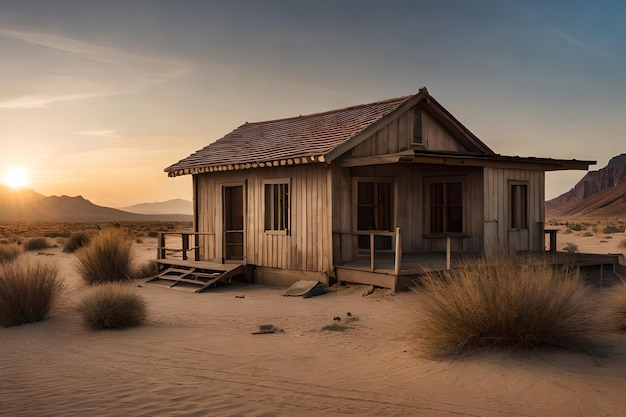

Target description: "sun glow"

left=2, top=167, right=30, bottom=189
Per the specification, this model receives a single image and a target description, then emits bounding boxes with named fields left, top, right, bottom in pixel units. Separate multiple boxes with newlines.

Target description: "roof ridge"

left=242, top=95, right=413, bottom=127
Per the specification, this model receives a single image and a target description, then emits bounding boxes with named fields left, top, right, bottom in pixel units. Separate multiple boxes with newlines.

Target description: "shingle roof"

left=165, top=95, right=413, bottom=176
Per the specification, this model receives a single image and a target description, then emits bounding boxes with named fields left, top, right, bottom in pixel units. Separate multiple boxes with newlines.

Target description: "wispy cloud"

left=545, top=26, right=613, bottom=62
left=0, top=28, right=190, bottom=109
left=77, top=130, right=119, bottom=138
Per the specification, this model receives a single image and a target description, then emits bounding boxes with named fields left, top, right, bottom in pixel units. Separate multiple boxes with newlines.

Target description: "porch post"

left=370, top=233, right=375, bottom=271
left=394, top=227, right=402, bottom=275
left=182, top=234, right=189, bottom=260
left=194, top=233, right=200, bottom=261
left=158, top=232, right=166, bottom=259
left=446, top=236, right=451, bottom=270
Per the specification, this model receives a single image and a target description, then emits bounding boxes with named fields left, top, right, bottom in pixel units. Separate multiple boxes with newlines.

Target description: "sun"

left=2, top=167, right=30, bottom=189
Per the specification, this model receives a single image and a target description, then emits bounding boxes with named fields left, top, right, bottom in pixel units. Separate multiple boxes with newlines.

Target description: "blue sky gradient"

left=0, top=0, right=623, bottom=205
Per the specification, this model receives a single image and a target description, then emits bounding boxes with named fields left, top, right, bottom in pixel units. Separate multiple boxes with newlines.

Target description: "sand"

left=1, top=239, right=626, bottom=417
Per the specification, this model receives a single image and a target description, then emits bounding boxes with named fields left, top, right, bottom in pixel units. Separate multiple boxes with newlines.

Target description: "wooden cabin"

left=163, top=88, right=594, bottom=291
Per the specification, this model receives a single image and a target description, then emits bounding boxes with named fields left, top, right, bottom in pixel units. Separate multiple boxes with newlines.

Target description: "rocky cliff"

left=546, top=153, right=626, bottom=218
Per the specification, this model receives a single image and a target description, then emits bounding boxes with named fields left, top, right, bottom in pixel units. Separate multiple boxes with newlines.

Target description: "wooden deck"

left=147, top=259, right=248, bottom=292
left=335, top=251, right=626, bottom=291
left=335, top=251, right=481, bottom=292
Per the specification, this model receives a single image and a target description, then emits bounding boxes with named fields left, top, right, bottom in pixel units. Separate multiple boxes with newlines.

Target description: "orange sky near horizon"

left=0, top=1, right=624, bottom=207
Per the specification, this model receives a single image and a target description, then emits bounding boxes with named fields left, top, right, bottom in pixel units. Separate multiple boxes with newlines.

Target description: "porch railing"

left=157, top=232, right=216, bottom=261
left=334, top=227, right=403, bottom=274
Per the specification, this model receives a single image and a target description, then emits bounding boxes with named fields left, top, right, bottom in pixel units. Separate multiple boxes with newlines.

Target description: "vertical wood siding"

left=482, top=167, right=545, bottom=254
left=332, top=164, right=484, bottom=254
left=350, top=107, right=465, bottom=157
left=194, top=164, right=332, bottom=273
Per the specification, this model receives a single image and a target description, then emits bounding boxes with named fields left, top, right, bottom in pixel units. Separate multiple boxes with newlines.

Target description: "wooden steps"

left=146, top=261, right=246, bottom=293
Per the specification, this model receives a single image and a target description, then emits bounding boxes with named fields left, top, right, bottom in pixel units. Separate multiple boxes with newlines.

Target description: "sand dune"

left=1, top=242, right=625, bottom=416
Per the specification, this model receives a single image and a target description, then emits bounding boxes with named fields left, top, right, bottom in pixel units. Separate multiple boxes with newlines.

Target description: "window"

left=355, top=180, right=394, bottom=250
left=429, top=181, right=463, bottom=234
left=510, top=183, right=528, bottom=230
left=413, top=109, right=423, bottom=144
left=264, top=180, right=290, bottom=233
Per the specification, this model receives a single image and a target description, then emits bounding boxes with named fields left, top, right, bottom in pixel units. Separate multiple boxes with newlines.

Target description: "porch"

left=149, top=231, right=625, bottom=293
left=332, top=228, right=479, bottom=291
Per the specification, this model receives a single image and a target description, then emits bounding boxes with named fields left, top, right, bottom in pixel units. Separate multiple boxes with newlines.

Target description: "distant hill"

left=0, top=186, right=192, bottom=222
left=119, top=199, right=193, bottom=215
left=546, top=153, right=626, bottom=218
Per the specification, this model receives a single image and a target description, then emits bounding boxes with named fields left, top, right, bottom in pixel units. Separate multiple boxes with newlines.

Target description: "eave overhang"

left=340, top=150, right=595, bottom=171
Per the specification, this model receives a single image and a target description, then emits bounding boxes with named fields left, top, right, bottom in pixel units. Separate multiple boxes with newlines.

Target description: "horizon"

left=0, top=1, right=624, bottom=206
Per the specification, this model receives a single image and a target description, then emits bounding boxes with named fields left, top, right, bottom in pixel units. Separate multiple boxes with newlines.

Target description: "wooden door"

left=223, top=185, right=245, bottom=261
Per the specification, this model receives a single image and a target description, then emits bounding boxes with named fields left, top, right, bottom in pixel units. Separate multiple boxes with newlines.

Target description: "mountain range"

left=546, top=153, right=626, bottom=218
left=119, top=199, right=193, bottom=215
left=0, top=186, right=192, bottom=222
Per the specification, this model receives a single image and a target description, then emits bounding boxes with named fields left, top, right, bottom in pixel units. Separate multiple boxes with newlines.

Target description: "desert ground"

left=1, top=223, right=626, bottom=416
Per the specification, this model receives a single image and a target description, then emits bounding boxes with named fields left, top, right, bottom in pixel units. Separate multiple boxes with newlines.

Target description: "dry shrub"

left=75, top=228, right=134, bottom=284
left=63, top=232, right=91, bottom=253
left=77, top=283, right=147, bottom=330
left=619, top=239, right=626, bottom=249
left=136, top=261, right=159, bottom=278
left=608, top=284, right=626, bottom=332
left=23, top=237, right=54, bottom=251
left=562, top=242, right=579, bottom=254
left=0, top=244, right=21, bottom=264
left=0, top=257, right=64, bottom=327
left=566, top=222, right=587, bottom=232
left=412, top=256, right=604, bottom=358
left=603, top=224, right=623, bottom=234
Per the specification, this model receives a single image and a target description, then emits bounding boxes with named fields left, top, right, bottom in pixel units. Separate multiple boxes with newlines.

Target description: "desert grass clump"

left=603, top=224, right=623, bottom=234
left=607, top=284, right=626, bottom=332
left=75, top=228, right=134, bottom=284
left=23, top=237, right=54, bottom=251
left=136, top=261, right=159, bottom=278
left=0, top=258, right=64, bottom=327
left=0, top=244, right=22, bottom=264
left=562, top=242, right=579, bottom=254
left=77, top=283, right=147, bottom=330
left=63, top=232, right=91, bottom=253
left=412, top=256, right=603, bottom=358
left=619, top=238, right=626, bottom=249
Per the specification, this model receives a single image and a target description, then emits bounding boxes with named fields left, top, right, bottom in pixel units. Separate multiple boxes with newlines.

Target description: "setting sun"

left=2, top=167, right=29, bottom=189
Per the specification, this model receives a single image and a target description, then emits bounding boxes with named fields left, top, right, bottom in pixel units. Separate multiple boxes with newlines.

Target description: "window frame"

left=263, top=178, right=291, bottom=235
left=424, top=176, right=466, bottom=236
left=352, top=177, right=396, bottom=251
left=509, top=181, right=529, bottom=230
left=412, top=108, right=423, bottom=145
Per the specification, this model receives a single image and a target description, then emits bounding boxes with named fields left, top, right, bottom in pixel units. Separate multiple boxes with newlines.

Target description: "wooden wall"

left=331, top=164, right=484, bottom=258
left=350, top=107, right=465, bottom=158
left=194, top=164, right=333, bottom=274
left=482, top=167, right=545, bottom=254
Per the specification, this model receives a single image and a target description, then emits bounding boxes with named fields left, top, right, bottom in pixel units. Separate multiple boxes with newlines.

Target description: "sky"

left=0, top=0, right=624, bottom=207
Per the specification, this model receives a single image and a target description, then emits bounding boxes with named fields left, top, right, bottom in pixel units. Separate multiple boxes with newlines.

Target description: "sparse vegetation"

left=0, top=258, right=64, bottom=327
left=0, top=244, right=21, bottom=264
left=619, top=239, right=626, bottom=249
left=63, top=232, right=91, bottom=253
left=136, top=261, right=159, bottom=278
left=77, top=283, right=147, bottom=330
left=604, top=224, right=623, bottom=234
left=75, top=228, right=135, bottom=284
left=411, top=256, right=604, bottom=358
left=563, top=242, right=579, bottom=254
left=566, top=222, right=587, bottom=232
left=23, top=237, right=54, bottom=251
left=582, top=232, right=594, bottom=237
left=147, top=231, right=159, bottom=238
left=608, top=284, right=626, bottom=332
